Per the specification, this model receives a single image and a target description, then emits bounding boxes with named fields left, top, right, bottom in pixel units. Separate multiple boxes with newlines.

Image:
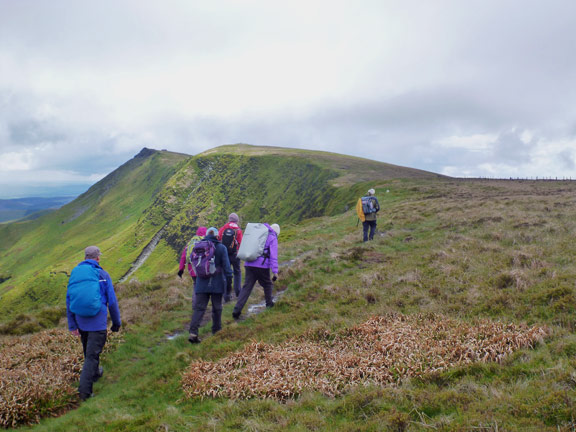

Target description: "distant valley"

left=0, top=196, right=77, bottom=223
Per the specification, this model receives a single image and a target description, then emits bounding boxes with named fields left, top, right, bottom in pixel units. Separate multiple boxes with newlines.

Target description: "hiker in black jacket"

left=188, top=227, right=233, bottom=344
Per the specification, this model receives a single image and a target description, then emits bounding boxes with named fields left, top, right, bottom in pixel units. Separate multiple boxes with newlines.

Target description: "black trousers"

left=226, top=254, right=242, bottom=297
left=233, top=266, right=274, bottom=316
left=363, top=220, right=377, bottom=242
left=78, top=330, right=107, bottom=398
left=189, top=292, right=223, bottom=335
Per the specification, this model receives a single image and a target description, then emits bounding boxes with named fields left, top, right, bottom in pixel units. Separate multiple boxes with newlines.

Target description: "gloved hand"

left=111, top=323, right=121, bottom=332
left=272, top=273, right=278, bottom=282
left=178, top=269, right=184, bottom=278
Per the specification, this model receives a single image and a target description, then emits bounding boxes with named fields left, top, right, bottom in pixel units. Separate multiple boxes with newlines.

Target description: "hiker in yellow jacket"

left=356, top=188, right=380, bottom=242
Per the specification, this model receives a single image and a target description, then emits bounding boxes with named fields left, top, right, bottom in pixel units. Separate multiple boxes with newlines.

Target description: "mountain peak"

left=134, top=148, right=158, bottom=159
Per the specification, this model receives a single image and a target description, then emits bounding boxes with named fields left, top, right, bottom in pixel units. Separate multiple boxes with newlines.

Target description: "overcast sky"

left=1, top=0, right=576, bottom=197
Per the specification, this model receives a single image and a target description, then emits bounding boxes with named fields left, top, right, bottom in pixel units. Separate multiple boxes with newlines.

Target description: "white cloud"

left=0, top=150, right=34, bottom=171
left=434, top=134, right=498, bottom=152
left=1, top=0, right=576, bottom=196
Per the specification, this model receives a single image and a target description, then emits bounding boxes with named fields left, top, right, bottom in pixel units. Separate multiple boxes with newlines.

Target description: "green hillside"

left=0, top=149, right=190, bottom=323
left=0, top=145, right=437, bottom=326
left=3, top=177, right=575, bottom=431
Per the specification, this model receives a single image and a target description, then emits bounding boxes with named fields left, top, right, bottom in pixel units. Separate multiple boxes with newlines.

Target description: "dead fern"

left=182, top=313, right=548, bottom=401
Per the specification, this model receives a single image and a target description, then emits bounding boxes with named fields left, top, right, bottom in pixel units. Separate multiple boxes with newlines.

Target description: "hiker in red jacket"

left=218, top=213, right=243, bottom=302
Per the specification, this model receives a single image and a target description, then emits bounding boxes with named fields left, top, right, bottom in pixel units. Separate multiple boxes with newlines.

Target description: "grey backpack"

left=237, top=223, right=269, bottom=261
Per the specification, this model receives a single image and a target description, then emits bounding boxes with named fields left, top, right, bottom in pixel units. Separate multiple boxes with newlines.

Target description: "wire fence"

left=454, top=176, right=574, bottom=181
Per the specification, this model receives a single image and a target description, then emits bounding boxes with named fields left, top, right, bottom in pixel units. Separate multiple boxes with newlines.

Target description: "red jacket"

left=218, top=222, right=243, bottom=249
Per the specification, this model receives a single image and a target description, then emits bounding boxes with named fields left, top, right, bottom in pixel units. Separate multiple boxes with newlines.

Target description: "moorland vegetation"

left=0, top=146, right=575, bottom=430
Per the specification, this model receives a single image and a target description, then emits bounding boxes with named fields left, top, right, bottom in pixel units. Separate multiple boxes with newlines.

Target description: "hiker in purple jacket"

left=232, top=223, right=279, bottom=319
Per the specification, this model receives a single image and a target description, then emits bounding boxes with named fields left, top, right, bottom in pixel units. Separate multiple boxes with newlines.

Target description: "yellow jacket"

left=356, top=198, right=366, bottom=222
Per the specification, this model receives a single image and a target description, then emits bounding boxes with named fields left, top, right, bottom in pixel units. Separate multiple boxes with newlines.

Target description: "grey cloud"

left=492, top=131, right=536, bottom=164
left=2, top=0, right=576, bottom=193
left=558, top=150, right=576, bottom=171
left=9, top=120, right=66, bottom=146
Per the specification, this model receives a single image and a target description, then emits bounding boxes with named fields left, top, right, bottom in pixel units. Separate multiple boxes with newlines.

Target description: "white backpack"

left=237, top=223, right=269, bottom=261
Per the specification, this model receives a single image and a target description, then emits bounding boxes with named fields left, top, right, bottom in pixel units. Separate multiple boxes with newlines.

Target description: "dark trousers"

left=227, top=254, right=242, bottom=297
left=78, top=330, right=107, bottom=398
left=233, top=266, right=274, bottom=316
left=191, top=276, right=197, bottom=307
left=189, top=292, right=223, bottom=335
left=363, top=220, right=377, bottom=242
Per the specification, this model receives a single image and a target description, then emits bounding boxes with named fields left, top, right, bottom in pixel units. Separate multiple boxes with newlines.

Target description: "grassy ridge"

left=8, top=178, right=575, bottom=431
left=201, top=144, right=444, bottom=185
left=0, top=145, right=431, bottom=327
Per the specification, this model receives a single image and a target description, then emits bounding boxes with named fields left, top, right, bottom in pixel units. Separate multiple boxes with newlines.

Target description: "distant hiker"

left=232, top=223, right=279, bottom=320
left=356, top=188, right=380, bottom=242
left=188, top=227, right=233, bottom=344
left=178, top=226, right=207, bottom=305
left=66, top=246, right=121, bottom=402
left=218, top=213, right=243, bottom=302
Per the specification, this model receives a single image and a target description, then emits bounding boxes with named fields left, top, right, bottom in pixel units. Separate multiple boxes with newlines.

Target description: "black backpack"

left=221, top=228, right=238, bottom=254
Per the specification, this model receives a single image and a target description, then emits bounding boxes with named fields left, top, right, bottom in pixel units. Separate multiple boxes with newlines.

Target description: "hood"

left=203, top=234, right=219, bottom=242
left=80, top=259, right=102, bottom=269
left=263, top=223, right=276, bottom=235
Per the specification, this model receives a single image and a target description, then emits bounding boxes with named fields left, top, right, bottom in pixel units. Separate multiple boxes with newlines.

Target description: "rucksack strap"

left=261, top=246, right=271, bottom=264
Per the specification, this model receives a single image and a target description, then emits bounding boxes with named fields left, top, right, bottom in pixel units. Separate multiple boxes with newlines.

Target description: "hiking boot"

left=94, top=366, right=104, bottom=382
left=223, top=295, right=231, bottom=303
left=232, top=312, right=240, bottom=320
left=188, top=333, right=201, bottom=344
left=79, top=392, right=93, bottom=402
left=266, top=301, right=275, bottom=308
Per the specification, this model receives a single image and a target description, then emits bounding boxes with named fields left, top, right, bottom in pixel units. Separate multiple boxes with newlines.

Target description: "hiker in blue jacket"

left=66, top=246, right=121, bottom=402
left=188, top=227, right=233, bottom=344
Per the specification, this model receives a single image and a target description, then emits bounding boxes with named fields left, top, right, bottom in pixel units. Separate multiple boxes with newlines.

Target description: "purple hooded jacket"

left=244, top=223, right=278, bottom=274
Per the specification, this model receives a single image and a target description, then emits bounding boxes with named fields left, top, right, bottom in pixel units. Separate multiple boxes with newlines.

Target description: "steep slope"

left=0, top=144, right=441, bottom=324
left=126, top=146, right=443, bottom=282
left=0, top=149, right=189, bottom=320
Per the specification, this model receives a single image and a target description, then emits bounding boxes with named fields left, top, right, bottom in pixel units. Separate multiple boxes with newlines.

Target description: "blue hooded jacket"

left=66, top=260, right=121, bottom=332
